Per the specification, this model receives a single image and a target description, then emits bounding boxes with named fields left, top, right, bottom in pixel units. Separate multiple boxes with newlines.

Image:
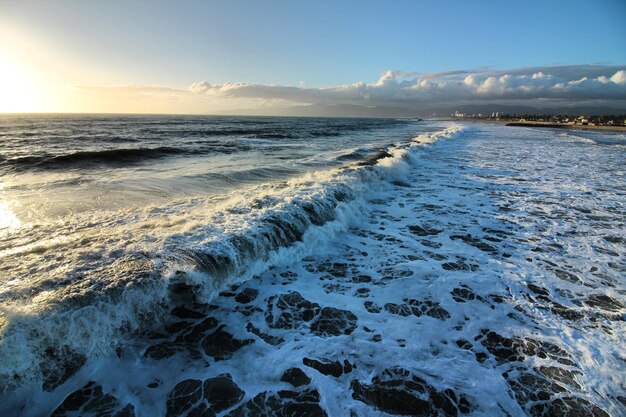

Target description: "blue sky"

left=0, top=0, right=625, bottom=113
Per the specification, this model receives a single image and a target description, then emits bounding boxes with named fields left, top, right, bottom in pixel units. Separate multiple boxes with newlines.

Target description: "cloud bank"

left=188, top=65, right=626, bottom=111
left=69, top=65, right=626, bottom=114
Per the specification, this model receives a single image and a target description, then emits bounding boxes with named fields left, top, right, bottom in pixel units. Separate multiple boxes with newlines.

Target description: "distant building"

left=575, top=116, right=589, bottom=125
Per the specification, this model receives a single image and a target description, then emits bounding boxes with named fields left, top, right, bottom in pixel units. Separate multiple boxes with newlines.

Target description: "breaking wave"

left=0, top=125, right=466, bottom=392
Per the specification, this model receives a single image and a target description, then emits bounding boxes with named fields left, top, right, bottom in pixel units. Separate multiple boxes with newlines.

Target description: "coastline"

left=2, top=120, right=624, bottom=416
left=430, top=118, right=626, bottom=132
left=504, top=121, right=626, bottom=132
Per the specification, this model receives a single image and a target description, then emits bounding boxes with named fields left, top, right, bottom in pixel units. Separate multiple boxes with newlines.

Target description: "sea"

left=0, top=115, right=624, bottom=416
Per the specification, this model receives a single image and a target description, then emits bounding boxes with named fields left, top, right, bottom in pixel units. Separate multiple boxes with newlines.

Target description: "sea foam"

left=0, top=124, right=465, bottom=393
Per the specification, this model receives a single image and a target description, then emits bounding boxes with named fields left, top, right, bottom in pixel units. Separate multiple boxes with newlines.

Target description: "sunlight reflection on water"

left=0, top=201, right=20, bottom=233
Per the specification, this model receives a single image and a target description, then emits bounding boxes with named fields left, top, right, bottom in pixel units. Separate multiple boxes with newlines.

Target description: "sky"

left=0, top=0, right=625, bottom=114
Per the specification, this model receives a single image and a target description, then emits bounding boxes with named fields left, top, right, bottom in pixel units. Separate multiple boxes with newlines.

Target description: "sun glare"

left=0, top=201, right=20, bottom=234
left=0, top=50, right=52, bottom=113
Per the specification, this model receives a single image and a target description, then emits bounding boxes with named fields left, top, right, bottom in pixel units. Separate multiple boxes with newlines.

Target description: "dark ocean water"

left=0, top=115, right=427, bottom=388
left=0, top=116, right=624, bottom=416
left=0, top=115, right=418, bottom=218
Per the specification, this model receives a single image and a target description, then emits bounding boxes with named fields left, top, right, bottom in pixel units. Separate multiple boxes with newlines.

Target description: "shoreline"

left=504, top=121, right=626, bottom=132
left=430, top=118, right=626, bottom=132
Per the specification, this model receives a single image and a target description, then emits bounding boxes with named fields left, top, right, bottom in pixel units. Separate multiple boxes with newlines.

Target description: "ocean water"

left=0, top=116, right=624, bottom=416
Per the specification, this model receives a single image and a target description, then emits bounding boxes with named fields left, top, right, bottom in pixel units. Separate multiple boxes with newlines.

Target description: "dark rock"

left=203, top=374, right=245, bottom=413
left=351, top=367, right=472, bottom=416
left=166, top=375, right=244, bottom=417
left=322, top=283, right=350, bottom=294
left=164, top=320, right=192, bottom=335
left=489, top=294, right=505, bottom=304
left=265, top=292, right=321, bottom=330
left=384, top=302, right=413, bottom=317
left=328, top=263, right=349, bottom=278
left=421, top=239, right=443, bottom=248
left=427, top=251, right=448, bottom=261
left=407, top=299, right=451, bottom=320
left=42, top=347, right=87, bottom=391
left=246, top=322, right=284, bottom=346
left=451, top=286, right=485, bottom=303
left=364, top=301, right=382, bottom=313
left=505, top=370, right=568, bottom=405
left=455, top=339, right=473, bottom=350
left=537, top=366, right=581, bottom=389
left=408, top=225, right=442, bottom=236
left=265, top=293, right=357, bottom=337
left=603, top=235, right=624, bottom=244
left=552, top=269, right=581, bottom=283
left=236, top=305, right=262, bottom=317
left=235, top=288, right=259, bottom=304
left=171, top=306, right=205, bottom=319
left=145, top=342, right=177, bottom=360
left=219, top=291, right=238, bottom=298
left=201, top=325, right=254, bottom=361
left=392, top=180, right=412, bottom=187
left=584, top=294, right=624, bottom=312
left=441, top=260, right=479, bottom=272
left=166, top=379, right=203, bottom=417
left=113, top=404, right=135, bottom=417
left=187, top=317, right=220, bottom=339
left=479, top=331, right=530, bottom=363
left=313, top=262, right=350, bottom=278
left=352, top=274, right=372, bottom=283
left=527, top=284, right=550, bottom=296
left=310, top=307, right=358, bottom=337
left=385, top=299, right=450, bottom=321
left=303, top=358, right=355, bottom=377
left=549, top=302, right=584, bottom=321
left=186, top=403, right=215, bottom=417
left=477, top=330, right=575, bottom=366
left=226, top=389, right=327, bottom=417
left=381, top=268, right=414, bottom=280
left=354, top=287, right=370, bottom=297
left=528, top=397, right=610, bottom=417
left=281, top=368, right=311, bottom=387
left=450, top=234, right=497, bottom=253
left=52, top=381, right=135, bottom=417
left=145, top=317, right=219, bottom=360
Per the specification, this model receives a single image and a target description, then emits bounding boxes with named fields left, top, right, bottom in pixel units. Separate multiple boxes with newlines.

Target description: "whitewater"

left=0, top=116, right=624, bottom=416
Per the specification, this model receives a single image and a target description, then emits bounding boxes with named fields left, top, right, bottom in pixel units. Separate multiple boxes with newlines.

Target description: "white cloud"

left=72, top=65, right=626, bottom=113
left=188, top=65, right=626, bottom=110
left=610, top=70, right=626, bottom=85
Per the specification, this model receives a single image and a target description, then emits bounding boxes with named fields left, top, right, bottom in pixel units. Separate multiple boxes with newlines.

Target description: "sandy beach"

left=432, top=118, right=626, bottom=133
left=504, top=121, right=626, bottom=132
